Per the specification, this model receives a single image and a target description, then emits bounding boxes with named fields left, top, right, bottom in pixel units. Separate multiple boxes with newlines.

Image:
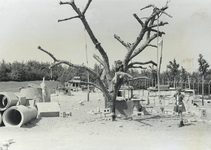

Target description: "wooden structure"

left=65, top=76, right=95, bottom=92
left=65, top=76, right=81, bottom=91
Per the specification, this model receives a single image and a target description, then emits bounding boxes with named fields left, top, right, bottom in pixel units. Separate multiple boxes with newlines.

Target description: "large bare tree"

left=38, top=0, right=171, bottom=120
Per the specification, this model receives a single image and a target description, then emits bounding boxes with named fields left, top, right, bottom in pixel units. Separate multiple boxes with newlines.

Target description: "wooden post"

left=87, top=71, right=90, bottom=102
left=209, top=80, right=211, bottom=98
left=193, top=81, right=195, bottom=91
left=156, top=15, right=160, bottom=101
left=202, top=75, right=204, bottom=106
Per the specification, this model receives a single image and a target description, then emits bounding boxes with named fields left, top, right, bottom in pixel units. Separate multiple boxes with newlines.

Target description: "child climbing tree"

left=38, top=0, right=172, bottom=121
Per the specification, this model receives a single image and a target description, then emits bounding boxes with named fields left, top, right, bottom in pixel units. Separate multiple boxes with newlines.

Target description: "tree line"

left=0, top=54, right=210, bottom=88
left=131, top=54, right=211, bottom=92
left=0, top=59, right=87, bottom=83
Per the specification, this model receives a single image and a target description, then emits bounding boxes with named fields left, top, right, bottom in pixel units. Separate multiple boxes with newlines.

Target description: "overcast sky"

left=0, top=0, right=211, bottom=72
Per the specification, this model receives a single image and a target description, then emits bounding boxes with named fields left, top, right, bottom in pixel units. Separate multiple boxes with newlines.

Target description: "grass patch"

left=0, top=81, right=62, bottom=93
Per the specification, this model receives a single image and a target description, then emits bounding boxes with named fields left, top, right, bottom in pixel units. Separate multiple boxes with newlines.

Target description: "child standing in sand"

left=174, top=88, right=186, bottom=127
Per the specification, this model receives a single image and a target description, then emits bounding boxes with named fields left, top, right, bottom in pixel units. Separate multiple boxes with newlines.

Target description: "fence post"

left=202, top=75, right=204, bottom=106
left=193, top=80, right=195, bottom=91
left=209, top=80, right=211, bottom=98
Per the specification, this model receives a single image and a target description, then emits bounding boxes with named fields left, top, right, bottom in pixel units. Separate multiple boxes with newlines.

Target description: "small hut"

left=66, top=76, right=81, bottom=91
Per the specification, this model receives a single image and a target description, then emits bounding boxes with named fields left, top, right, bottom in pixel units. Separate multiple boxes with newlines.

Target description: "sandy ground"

left=1, top=91, right=211, bottom=150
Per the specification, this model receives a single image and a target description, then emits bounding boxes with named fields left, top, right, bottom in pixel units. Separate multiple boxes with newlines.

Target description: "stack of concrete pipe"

left=0, top=89, right=39, bottom=127
left=0, top=79, right=60, bottom=127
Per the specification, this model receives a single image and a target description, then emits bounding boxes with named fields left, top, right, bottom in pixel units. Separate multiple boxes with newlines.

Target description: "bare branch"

left=38, top=46, right=112, bottom=96
left=65, top=1, right=82, bottom=15
left=150, top=29, right=165, bottom=35
left=143, top=4, right=171, bottom=26
left=129, top=32, right=163, bottom=61
left=148, top=21, right=168, bottom=28
left=133, top=14, right=144, bottom=27
left=58, top=16, right=80, bottom=22
left=147, top=44, right=157, bottom=48
left=38, top=46, right=57, bottom=62
left=64, top=1, right=110, bottom=71
left=115, top=72, right=133, bottom=79
left=162, top=11, right=172, bottom=18
left=59, top=1, right=72, bottom=5
left=128, top=61, right=157, bottom=69
left=130, top=66, right=146, bottom=69
left=114, top=34, right=129, bottom=49
left=82, top=0, right=92, bottom=15
left=38, top=46, right=95, bottom=75
left=140, top=17, right=148, bottom=20
left=146, top=16, right=156, bottom=39
left=140, top=4, right=156, bottom=11
left=166, top=0, right=171, bottom=6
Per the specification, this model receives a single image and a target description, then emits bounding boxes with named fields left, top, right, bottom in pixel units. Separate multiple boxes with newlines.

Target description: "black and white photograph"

left=0, top=0, right=211, bottom=149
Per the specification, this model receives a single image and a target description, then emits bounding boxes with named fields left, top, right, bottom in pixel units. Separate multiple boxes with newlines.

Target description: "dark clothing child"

left=174, top=92, right=186, bottom=113
left=174, top=89, right=186, bottom=127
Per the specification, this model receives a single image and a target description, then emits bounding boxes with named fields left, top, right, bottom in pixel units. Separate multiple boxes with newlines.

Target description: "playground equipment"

left=116, top=85, right=134, bottom=100
left=147, top=85, right=176, bottom=106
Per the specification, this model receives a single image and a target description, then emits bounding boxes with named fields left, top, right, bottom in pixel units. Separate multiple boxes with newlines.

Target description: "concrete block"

left=103, top=108, right=111, bottom=114
left=183, top=119, right=189, bottom=124
left=28, top=99, right=35, bottom=107
left=60, top=111, right=71, bottom=118
left=103, top=117, right=112, bottom=121
left=199, top=108, right=206, bottom=117
left=15, top=93, right=27, bottom=106
left=36, top=102, right=60, bottom=117
left=103, top=113, right=112, bottom=117
left=60, top=112, right=66, bottom=118
left=18, top=96, right=27, bottom=106
left=133, top=111, right=144, bottom=116
left=66, top=111, right=71, bottom=117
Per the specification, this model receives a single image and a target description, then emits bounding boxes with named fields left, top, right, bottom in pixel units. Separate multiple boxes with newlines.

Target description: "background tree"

left=180, top=66, right=187, bottom=88
left=149, top=65, right=157, bottom=86
left=38, top=0, right=172, bottom=120
left=9, top=61, right=26, bottom=81
left=0, top=59, right=11, bottom=81
left=198, top=54, right=209, bottom=105
left=167, top=59, right=180, bottom=88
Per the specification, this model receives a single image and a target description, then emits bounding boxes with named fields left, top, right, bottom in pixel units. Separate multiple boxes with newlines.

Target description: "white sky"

left=0, top=0, right=211, bottom=73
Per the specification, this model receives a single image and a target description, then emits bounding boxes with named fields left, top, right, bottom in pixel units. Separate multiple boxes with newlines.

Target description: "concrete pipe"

left=3, top=105, right=38, bottom=127
left=0, top=112, right=2, bottom=126
left=0, top=92, right=19, bottom=111
left=20, top=87, right=42, bottom=100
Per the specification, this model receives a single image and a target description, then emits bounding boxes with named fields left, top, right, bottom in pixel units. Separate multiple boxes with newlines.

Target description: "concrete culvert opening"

left=0, top=92, right=19, bottom=111
left=0, top=95, right=8, bottom=110
left=4, top=109, right=22, bottom=126
left=3, top=105, right=38, bottom=127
